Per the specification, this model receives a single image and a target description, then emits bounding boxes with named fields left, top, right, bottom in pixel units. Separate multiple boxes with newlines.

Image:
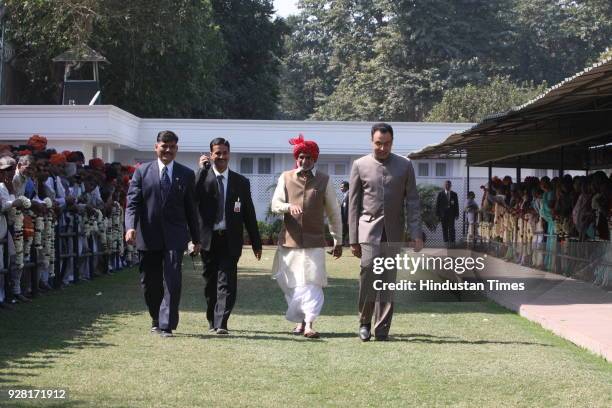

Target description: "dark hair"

left=67, top=151, right=85, bottom=163
left=371, top=122, right=394, bottom=139
left=210, top=137, right=230, bottom=152
left=33, top=150, right=51, bottom=160
left=341, top=181, right=349, bottom=188
left=157, top=130, right=179, bottom=143
left=467, top=191, right=475, bottom=198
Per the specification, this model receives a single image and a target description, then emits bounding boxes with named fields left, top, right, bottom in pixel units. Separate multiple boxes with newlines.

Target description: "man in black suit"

left=340, top=181, right=349, bottom=246
left=196, top=138, right=262, bottom=335
left=125, top=130, right=200, bottom=337
left=435, top=180, right=459, bottom=244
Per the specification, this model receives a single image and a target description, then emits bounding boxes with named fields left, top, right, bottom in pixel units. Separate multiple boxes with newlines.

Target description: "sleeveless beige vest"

left=279, top=170, right=329, bottom=248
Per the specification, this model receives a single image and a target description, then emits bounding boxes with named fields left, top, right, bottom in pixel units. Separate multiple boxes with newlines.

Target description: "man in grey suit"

left=349, top=123, right=423, bottom=341
left=125, top=130, right=201, bottom=337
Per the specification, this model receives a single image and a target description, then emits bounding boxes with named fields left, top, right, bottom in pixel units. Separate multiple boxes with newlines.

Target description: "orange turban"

left=89, top=158, right=105, bottom=170
left=27, top=134, right=48, bottom=151
left=49, top=153, right=67, bottom=166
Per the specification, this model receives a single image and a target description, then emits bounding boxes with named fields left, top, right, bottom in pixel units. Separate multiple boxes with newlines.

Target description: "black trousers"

left=139, top=250, right=183, bottom=331
left=201, top=232, right=238, bottom=330
left=441, top=213, right=456, bottom=243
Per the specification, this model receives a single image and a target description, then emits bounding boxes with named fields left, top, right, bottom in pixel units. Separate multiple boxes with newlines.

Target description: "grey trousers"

left=358, top=242, right=400, bottom=337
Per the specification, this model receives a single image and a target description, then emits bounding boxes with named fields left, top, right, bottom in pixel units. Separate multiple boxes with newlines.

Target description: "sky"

left=273, top=0, right=299, bottom=17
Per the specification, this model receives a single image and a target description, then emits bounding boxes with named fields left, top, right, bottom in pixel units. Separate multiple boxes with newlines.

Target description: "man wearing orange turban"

left=270, top=134, right=342, bottom=338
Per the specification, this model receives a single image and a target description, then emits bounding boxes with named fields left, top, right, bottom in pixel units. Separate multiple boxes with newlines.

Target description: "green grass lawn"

left=1, top=247, right=611, bottom=407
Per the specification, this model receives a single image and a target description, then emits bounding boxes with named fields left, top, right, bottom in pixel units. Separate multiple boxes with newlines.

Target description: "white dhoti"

left=272, top=246, right=327, bottom=323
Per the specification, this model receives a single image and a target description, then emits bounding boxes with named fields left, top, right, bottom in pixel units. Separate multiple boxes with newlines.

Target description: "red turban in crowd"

left=49, top=153, right=67, bottom=166
left=27, top=134, right=48, bottom=151
left=89, top=158, right=105, bottom=170
left=289, top=134, right=319, bottom=161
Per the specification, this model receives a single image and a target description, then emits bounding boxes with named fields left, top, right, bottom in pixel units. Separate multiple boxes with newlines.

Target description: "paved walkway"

left=474, top=253, right=612, bottom=362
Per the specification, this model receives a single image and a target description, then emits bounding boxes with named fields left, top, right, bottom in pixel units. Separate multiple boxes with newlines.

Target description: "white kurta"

left=270, top=169, right=342, bottom=322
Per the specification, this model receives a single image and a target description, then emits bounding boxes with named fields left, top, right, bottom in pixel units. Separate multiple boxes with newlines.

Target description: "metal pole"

left=464, top=164, right=470, bottom=238
left=559, top=146, right=564, bottom=177
left=488, top=162, right=492, bottom=185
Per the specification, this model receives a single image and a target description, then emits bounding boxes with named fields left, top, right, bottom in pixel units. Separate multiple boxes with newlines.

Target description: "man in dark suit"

left=435, top=180, right=459, bottom=244
left=196, top=138, right=262, bottom=335
left=125, top=130, right=200, bottom=337
left=340, top=181, right=349, bottom=246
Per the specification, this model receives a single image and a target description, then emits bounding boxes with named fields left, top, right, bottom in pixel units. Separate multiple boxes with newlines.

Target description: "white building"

left=0, top=105, right=552, bottom=224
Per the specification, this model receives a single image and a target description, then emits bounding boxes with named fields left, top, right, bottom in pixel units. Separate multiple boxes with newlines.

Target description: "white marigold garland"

left=110, top=203, right=119, bottom=253
left=41, top=198, right=54, bottom=273
left=99, top=216, right=108, bottom=253
left=34, top=215, right=44, bottom=249
left=13, top=208, right=24, bottom=269
left=116, top=204, right=124, bottom=255
left=12, top=196, right=32, bottom=269
left=23, top=211, right=34, bottom=262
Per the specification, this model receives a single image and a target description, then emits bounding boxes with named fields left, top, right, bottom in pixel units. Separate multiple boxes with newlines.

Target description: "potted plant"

left=269, top=219, right=283, bottom=245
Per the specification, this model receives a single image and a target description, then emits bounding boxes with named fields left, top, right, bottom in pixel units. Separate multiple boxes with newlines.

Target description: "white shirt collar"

left=295, top=167, right=317, bottom=176
left=212, top=165, right=229, bottom=179
left=158, top=158, right=174, bottom=172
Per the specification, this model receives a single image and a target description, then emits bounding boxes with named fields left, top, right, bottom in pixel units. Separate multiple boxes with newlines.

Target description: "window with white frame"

left=239, top=156, right=272, bottom=174
left=258, top=158, right=272, bottom=174
left=240, top=158, right=254, bottom=174
left=317, top=163, right=329, bottom=174
left=333, top=164, right=346, bottom=175
left=417, top=163, right=429, bottom=177
left=316, top=160, right=348, bottom=175
left=435, top=162, right=447, bottom=177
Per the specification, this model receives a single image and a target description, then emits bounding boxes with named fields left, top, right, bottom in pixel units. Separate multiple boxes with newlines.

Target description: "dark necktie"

left=161, top=166, right=171, bottom=202
left=216, top=175, right=225, bottom=223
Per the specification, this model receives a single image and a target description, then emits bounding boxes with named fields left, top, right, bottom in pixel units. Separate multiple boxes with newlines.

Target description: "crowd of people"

left=465, top=173, right=611, bottom=283
left=0, top=135, right=136, bottom=309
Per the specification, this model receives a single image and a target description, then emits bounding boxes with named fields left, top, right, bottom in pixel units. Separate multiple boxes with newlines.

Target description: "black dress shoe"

left=160, top=329, right=173, bottom=337
left=359, top=325, right=371, bottom=342
left=375, top=335, right=389, bottom=341
left=151, top=326, right=162, bottom=334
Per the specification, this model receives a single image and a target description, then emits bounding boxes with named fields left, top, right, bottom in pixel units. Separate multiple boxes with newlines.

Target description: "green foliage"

left=3, top=0, right=285, bottom=118
left=418, top=184, right=443, bottom=232
left=209, top=0, right=287, bottom=119
left=257, top=221, right=271, bottom=239
left=425, top=76, right=548, bottom=123
left=3, top=0, right=100, bottom=103
left=94, top=0, right=223, bottom=118
left=5, top=0, right=611, bottom=120
left=279, top=0, right=612, bottom=121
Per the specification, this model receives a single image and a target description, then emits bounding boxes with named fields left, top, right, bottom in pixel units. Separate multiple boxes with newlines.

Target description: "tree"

left=3, top=0, right=102, bottom=104
left=277, top=9, right=338, bottom=120
left=209, top=0, right=286, bottom=119
left=425, top=76, right=547, bottom=123
left=93, top=0, right=224, bottom=117
left=283, top=0, right=513, bottom=121
left=279, top=0, right=610, bottom=122
left=4, top=0, right=286, bottom=118
left=502, top=0, right=612, bottom=85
